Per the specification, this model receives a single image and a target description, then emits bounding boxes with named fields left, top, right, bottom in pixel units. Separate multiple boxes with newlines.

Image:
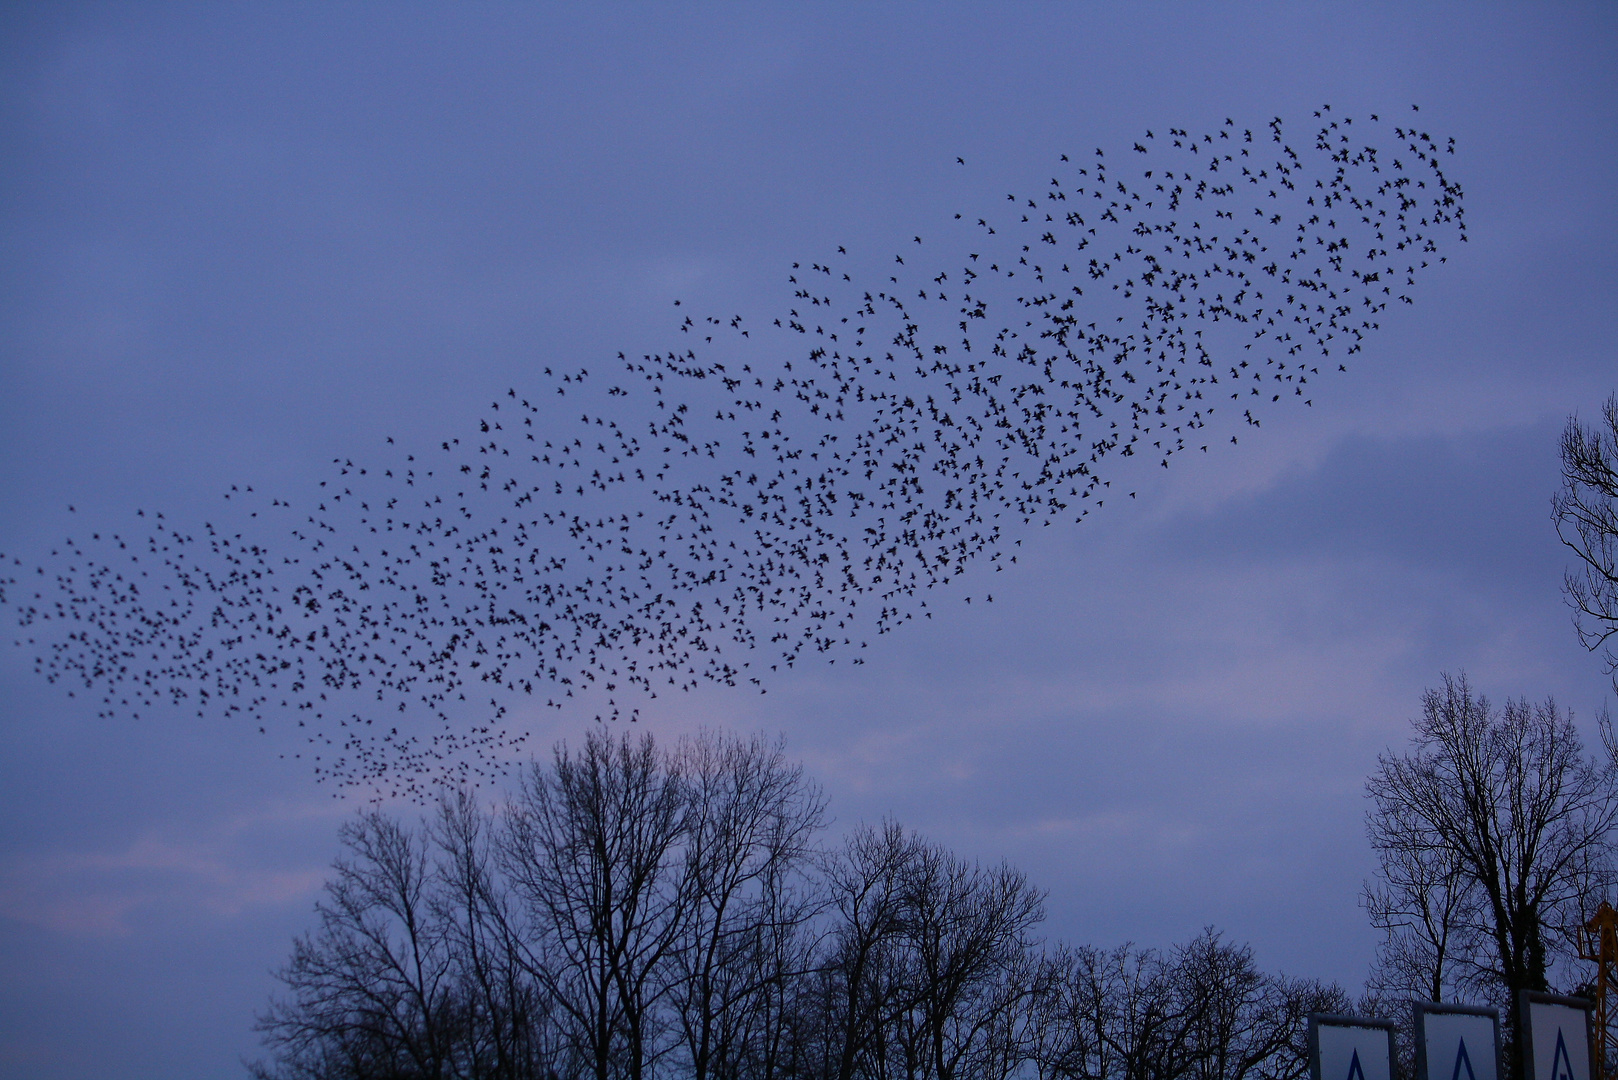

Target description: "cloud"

left=0, top=801, right=340, bottom=937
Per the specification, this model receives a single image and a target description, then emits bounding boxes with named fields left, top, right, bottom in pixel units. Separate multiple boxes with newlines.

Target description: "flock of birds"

left=1, top=108, right=1466, bottom=798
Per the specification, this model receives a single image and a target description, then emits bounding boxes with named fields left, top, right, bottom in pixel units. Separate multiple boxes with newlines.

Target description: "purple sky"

left=1, top=5, right=1615, bottom=1077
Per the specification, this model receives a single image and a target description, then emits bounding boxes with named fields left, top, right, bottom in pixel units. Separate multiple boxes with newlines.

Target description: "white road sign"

left=1311, top=1015, right=1396, bottom=1080
left=1521, top=994, right=1593, bottom=1080
left=1415, top=1004, right=1499, bottom=1080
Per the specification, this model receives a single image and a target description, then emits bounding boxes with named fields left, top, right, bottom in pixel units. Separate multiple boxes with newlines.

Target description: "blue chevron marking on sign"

left=1551, top=1028, right=1577, bottom=1080
left=1452, top=1037, right=1477, bottom=1080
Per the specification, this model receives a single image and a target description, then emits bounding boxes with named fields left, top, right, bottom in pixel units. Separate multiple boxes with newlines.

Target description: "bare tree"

left=1556, top=393, right=1618, bottom=692
left=1363, top=803, right=1483, bottom=1003
left=889, top=843, right=1045, bottom=1080
left=254, top=812, right=459, bottom=1080
left=1024, top=933, right=1342, bottom=1080
left=806, top=821, right=1046, bottom=1080
left=433, top=791, right=567, bottom=1080
left=255, top=736, right=1360, bottom=1080
left=1173, top=931, right=1343, bottom=1080
left=1365, top=673, right=1618, bottom=1073
left=1080, top=942, right=1188, bottom=1080
left=501, top=730, right=689, bottom=1080
left=1243, top=975, right=1350, bottom=1080
left=1022, top=944, right=1098, bottom=1080
left=668, top=731, right=826, bottom=1080
left=815, top=821, right=926, bottom=1080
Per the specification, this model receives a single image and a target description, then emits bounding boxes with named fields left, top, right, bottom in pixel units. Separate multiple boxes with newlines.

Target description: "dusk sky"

left=2, top=5, right=1616, bottom=1078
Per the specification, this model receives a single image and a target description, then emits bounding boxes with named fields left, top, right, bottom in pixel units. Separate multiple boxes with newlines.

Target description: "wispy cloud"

left=0, top=801, right=342, bottom=936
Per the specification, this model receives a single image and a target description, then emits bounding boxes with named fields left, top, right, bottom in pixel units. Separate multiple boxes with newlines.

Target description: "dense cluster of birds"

left=1, top=109, right=1465, bottom=798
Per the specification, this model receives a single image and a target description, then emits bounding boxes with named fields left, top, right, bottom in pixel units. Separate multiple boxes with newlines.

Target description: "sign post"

left=1520, top=993, right=1596, bottom=1080
left=1311, top=1014, right=1398, bottom=1080
left=1415, top=1002, right=1500, bottom=1080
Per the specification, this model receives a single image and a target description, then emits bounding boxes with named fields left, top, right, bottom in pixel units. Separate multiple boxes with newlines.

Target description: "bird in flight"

left=0, top=109, right=1466, bottom=799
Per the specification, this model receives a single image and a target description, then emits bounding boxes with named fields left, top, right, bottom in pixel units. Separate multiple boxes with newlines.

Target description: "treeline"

left=254, top=731, right=1344, bottom=1080
left=1357, top=674, right=1618, bottom=1077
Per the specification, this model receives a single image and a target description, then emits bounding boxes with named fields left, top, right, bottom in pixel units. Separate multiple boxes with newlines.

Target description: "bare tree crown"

left=1557, top=393, right=1618, bottom=687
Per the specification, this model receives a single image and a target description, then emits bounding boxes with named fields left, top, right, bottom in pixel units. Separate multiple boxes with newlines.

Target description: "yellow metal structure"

left=1580, top=902, right=1618, bottom=1080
